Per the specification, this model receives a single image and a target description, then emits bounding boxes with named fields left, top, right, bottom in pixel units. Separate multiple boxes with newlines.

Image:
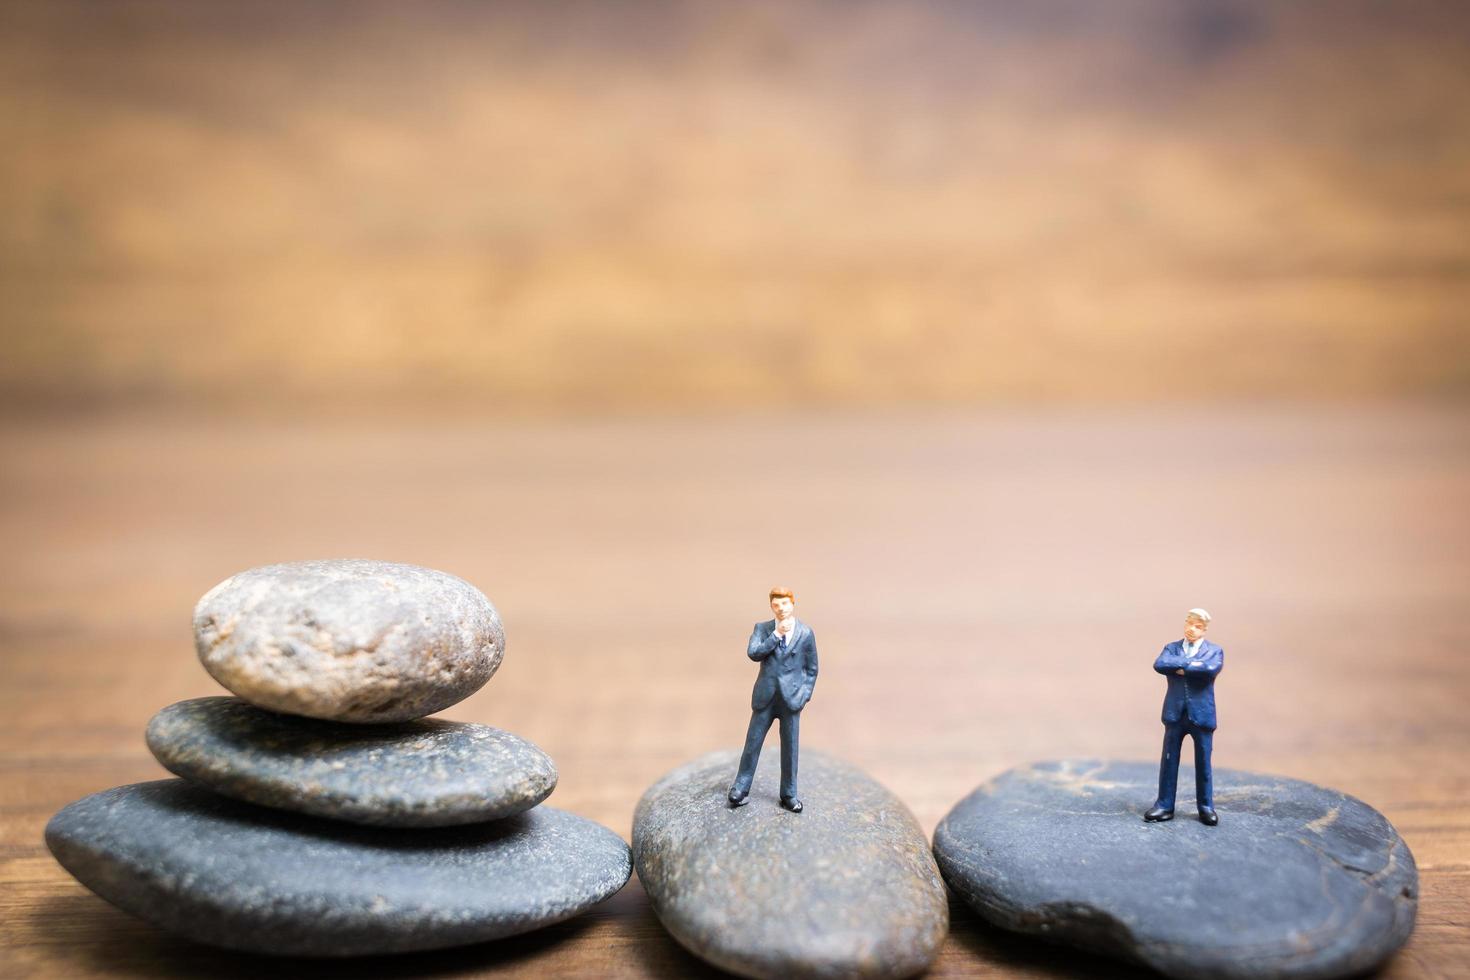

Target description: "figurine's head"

left=769, top=587, right=795, bottom=620
left=1183, top=608, right=1211, bottom=643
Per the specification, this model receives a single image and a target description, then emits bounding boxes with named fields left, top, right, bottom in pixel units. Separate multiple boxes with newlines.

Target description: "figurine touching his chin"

left=728, top=587, right=819, bottom=813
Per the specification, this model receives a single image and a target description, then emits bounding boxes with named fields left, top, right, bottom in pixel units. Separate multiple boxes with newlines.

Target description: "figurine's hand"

left=1175, top=668, right=1186, bottom=676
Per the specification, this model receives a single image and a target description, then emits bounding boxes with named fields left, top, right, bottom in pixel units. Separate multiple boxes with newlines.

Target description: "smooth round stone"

left=46, top=779, right=632, bottom=956
left=193, top=559, right=504, bottom=723
left=146, top=697, right=557, bottom=827
left=633, top=749, right=948, bottom=980
left=933, top=760, right=1418, bottom=979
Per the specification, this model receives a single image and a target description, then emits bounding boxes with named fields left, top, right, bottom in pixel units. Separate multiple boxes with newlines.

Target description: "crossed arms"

left=1153, top=644, right=1224, bottom=678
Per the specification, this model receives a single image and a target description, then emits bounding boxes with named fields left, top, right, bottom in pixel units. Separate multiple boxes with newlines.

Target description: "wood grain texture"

left=2, top=405, right=1467, bottom=977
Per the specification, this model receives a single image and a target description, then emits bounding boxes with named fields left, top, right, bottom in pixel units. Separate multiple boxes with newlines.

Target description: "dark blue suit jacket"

left=1153, top=639, right=1224, bottom=729
left=747, top=619, right=818, bottom=711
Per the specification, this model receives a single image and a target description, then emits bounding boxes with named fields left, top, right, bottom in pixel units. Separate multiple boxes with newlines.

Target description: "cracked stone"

left=933, top=759, right=1418, bottom=979
left=194, top=559, right=504, bottom=722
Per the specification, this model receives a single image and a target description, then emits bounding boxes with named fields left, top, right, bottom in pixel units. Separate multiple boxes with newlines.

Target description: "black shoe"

left=780, top=797, right=803, bottom=813
left=1198, top=806, right=1218, bottom=826
left=1144, top=806, right=1174, bottom=822
left=728, top=789, right=748, bottom=807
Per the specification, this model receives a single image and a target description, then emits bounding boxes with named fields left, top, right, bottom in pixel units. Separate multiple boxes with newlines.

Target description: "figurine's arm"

left=748, top=624, right=779, bottom=661
left=1153, top=646, right=1184, bottom=675
left=794, top=634, right=818, bottom=706
left=1184, top=647, right=1224, bottom=677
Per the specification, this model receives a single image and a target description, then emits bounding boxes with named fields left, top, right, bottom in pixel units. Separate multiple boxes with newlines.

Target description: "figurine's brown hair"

left=769, top=587, right=795, bottom=603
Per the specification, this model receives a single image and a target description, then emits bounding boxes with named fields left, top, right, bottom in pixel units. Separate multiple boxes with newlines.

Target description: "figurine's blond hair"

left=769, top=587, right=795, bottom=603
left=1186, top=608, right=1212, bottom=623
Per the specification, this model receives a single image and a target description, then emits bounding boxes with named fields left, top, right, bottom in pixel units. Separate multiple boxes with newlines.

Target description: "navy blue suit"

left=731, top=619, right=818, bottom=801
left=1153, top=639, right=1224, bottom=812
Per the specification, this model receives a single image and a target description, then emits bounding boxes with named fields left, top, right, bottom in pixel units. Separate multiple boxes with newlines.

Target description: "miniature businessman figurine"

left=728, top=587, right=819, bottom=812
left=1146, top=608, right=1224, bottom=825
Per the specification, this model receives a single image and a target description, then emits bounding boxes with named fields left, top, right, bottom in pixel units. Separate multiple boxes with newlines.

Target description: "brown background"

left=3, top=1, right=1469, bottom=977
left=4, top=0, right=1470, bottom=413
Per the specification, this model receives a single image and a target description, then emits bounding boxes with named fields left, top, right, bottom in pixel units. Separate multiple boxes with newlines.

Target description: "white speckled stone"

left=194, top=559, right=504, bottom=723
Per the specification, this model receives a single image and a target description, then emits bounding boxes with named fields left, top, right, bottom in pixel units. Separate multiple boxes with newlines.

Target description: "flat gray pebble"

left=46, top=779, right=632, bottom=956
left=633, top=749, right=948, bottom=980
left=146, top=697, right=557, bottom=827
left=933, top=759, right=1418, bottom=980
left=193, top=559, right=504, bottom=723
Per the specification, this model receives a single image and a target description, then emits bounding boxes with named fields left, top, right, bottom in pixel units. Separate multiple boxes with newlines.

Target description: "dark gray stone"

left=633, top=749, right=948, bottom=980
left=45, top=779, right=632, bottom=956
left=146, top=697, right=557, bottom=827
left=933, top=759, right=1418, bottom=980
left=194, top=559, right=505, bottom=723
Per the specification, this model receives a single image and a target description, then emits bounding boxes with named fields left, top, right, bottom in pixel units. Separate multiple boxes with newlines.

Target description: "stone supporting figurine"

left=728, top=587, right=819, bottom=812
left=1145, top=608, right=1224, bottom=825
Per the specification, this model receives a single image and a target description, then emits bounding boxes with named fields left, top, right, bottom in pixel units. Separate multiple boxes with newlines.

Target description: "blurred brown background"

left=3, top=2, right=1469, bottom=978
left=4, top=0, right=1470, bottom=413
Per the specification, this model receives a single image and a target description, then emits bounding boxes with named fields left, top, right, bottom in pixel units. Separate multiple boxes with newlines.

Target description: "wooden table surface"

left=2, top=405, right=1467, bottom=978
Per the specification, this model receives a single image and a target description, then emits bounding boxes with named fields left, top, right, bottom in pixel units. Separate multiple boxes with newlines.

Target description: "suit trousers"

left=1155, top=720, right=1214, bottom=810
left=731, top=697, right=800, bottom=800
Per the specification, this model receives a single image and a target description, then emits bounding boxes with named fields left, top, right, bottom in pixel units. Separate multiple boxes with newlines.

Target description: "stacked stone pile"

left=46, top=559, right=631, bottom=956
